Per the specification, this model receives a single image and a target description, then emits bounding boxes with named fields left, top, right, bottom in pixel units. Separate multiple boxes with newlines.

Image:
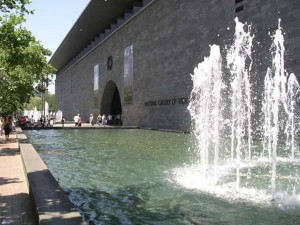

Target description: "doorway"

left=101, top=80, right=122, bottom=116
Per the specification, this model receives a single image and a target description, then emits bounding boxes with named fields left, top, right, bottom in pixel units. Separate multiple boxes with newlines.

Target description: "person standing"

left=61, top=117, right=65, bottom=128
left=78, top=114, right=82, bottom=127
left=40, top=117, right=44, bottom=127
left=107, top=113, right=113, bottom=125
left=30, top=115, right=35, bottom=127
left=89, top=113, right=94, bottom=126
left=46, top=115, right=50, bottom=127
left=97, top=114, right=102, bottom=126
left=50, top=118, right=54, bottom=127
left=101, top=114, right=107, bottom=126
left=74, top=114, right=79, bottom=126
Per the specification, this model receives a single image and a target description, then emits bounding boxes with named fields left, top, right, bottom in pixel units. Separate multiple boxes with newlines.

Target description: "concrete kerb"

left=17, top=130, right=86, bottom=225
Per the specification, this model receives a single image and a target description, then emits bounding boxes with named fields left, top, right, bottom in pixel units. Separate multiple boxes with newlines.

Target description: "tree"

left=0, top=0, right=55, bottom=116
left=45, top=93, right=55, bottom=112
left=0, top=0, right=31, bottom=14
left=24, top=93, right=55, bottom=112
left=24, top=96, right=41, bottom=111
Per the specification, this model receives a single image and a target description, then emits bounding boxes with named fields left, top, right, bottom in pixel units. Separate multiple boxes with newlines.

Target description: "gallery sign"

left=144, top=97, right=189, bottom=106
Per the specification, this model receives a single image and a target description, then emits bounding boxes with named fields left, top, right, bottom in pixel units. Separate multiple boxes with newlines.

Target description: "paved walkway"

left=0, top=132, right=36, bottom=225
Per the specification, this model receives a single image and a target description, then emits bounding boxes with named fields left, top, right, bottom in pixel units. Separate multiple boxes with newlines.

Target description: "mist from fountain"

left=173, top=17, right=300, bottom=208
left=262, top=19, right=300, bottom=199
left=188, top=44, right=223, bottom=184
left=55, top=110, right=63, bottom=122
left=24, top=107, right=41, bottom=122
left=226, top=17, right=254, bottom=189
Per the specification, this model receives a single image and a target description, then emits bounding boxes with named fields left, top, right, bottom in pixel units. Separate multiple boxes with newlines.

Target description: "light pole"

left=41, top=73, right=48, bottom=123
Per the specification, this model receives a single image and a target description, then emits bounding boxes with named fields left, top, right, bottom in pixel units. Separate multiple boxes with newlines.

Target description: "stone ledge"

left=16, top=131, right=28, bottom=143
left=19, top=143, right=86, bottom=225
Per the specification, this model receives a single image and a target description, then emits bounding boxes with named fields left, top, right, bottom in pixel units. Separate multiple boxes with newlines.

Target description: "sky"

left=24, top=0, right=90, bottom=93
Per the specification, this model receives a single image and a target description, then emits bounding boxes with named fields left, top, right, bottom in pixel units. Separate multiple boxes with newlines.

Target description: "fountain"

left=44, top=101, right=49, bottom=117
left=55, top=110, right=63, bottom=122
left=23, top=18, right=300, bottom=224
left=188, top=44, right=223, bottom=184
left=24, top=107, right=41, bottom=122
left=262, top=19, right=300, bottom=200
left=176, top=17, right=300, bottom=208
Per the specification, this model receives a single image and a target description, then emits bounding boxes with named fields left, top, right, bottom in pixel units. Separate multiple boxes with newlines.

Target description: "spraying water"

left=188, top=18, right=254, bottom=188
left=286, top=73, right=299, bottom=159
left=55, top=110, right=63, bottom=122
left=262, top=19, right=300, bottom=199
left=174, top=17, right=300, bottom=207
left=24, top=107, right=42, bottom=122
left=188, top=45, right=223, bottom=183
left=226, top=18, right=254, bottom=189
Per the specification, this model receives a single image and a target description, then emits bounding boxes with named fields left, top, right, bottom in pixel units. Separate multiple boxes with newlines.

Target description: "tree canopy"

left=0, top=0, right=55, bottom=116
left=0, top=0, right=31, bottom=14
left=24, top=93, right=55, bottom=112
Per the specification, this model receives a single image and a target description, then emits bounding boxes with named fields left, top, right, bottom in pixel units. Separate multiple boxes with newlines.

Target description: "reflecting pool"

left=24, top=129, right=300, bottom=225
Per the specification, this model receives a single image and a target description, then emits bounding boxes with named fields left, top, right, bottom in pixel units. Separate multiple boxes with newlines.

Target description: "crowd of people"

left=16, top=115, right=56, bottom=128
left=0, top=112, right=123, bottom=133
left=74, top=113, right=122, bottom=126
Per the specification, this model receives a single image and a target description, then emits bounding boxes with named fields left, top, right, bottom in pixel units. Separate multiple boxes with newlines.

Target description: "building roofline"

left=49, top=0, right=146, bottom=72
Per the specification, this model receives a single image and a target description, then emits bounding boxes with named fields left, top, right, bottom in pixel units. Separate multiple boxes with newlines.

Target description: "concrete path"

left=0, top=132, right=36, bottom=225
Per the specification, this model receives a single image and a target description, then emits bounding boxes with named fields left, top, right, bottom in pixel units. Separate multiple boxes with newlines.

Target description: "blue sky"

left=24, top=0, right=90, bottom=93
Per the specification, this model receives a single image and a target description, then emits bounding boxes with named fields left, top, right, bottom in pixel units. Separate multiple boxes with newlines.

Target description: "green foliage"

left=45, top=93, right=55, bottom=112
left=24, top=93, right=55, bottom=112
left=0, top=0, right=32, bottom=14
left=0, top=0, right=56, bottom=115
left=24, top=96, right=41, bottom=111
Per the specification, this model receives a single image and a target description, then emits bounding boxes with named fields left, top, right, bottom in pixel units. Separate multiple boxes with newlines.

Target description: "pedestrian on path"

left=0, top=117, right=4, bottom=136
left=4, top=116, right=12, bottom=140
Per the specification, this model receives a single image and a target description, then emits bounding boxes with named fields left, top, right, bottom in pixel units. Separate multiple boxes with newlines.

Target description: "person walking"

left=0, top=117, right=4, bottom=136
left=4, top=117, right=12, bottom=140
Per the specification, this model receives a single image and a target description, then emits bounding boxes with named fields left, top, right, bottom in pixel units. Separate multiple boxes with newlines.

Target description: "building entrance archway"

left=101, top=81, right=122, bottom=117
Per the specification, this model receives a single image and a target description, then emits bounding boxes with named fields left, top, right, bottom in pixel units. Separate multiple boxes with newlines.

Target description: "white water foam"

left=172, top=17, right=300, bottom=209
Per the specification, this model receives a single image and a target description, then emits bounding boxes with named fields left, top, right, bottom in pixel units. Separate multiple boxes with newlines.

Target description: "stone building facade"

left=51, top=0, right=300, bottom=132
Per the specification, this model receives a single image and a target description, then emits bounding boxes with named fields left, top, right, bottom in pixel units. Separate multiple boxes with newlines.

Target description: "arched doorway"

left=110, top=88, right=122, bottom=115
left=101, top=80, right=122, bottom=118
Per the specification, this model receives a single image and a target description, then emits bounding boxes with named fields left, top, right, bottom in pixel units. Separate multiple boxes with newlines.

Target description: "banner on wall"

left=124, top=45, right=133, bottom=104
left=94, top=64, right=100, bottom=107
left=94, top=64, right=99, bottom=91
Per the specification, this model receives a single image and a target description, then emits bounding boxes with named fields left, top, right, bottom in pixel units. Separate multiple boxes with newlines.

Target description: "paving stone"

left=0, top=133, right=36, bottom=225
